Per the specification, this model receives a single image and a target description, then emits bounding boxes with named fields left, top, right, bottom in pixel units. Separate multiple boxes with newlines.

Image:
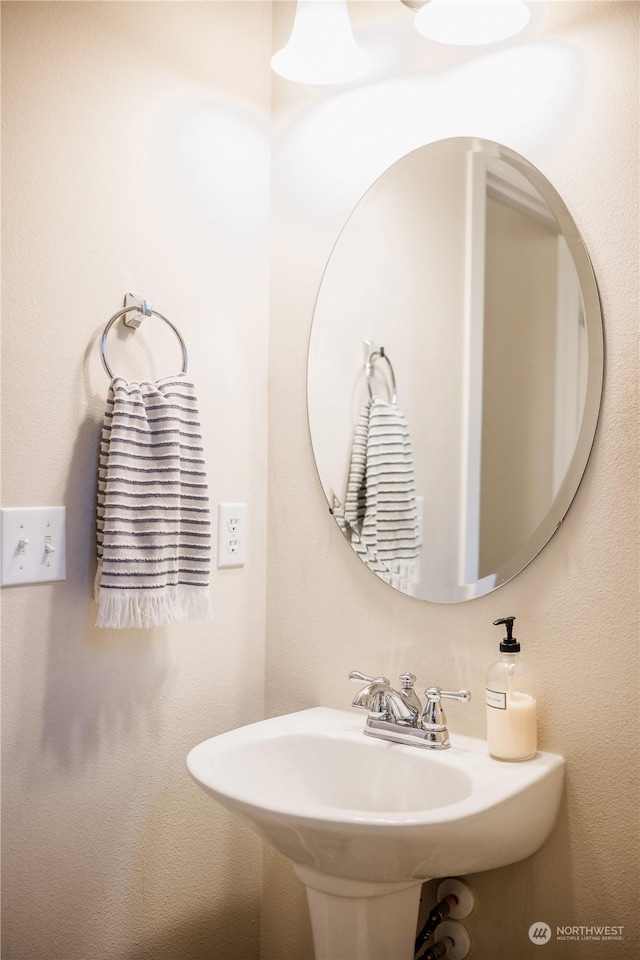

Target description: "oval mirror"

left=307, top=138, right=603, bottom=603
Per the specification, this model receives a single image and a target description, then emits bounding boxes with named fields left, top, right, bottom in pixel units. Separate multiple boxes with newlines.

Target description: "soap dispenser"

left=486, top=616, right=537, bottom=761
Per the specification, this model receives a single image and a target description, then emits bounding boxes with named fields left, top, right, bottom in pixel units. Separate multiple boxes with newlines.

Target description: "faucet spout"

left=382, top=690, right=419, bottom=726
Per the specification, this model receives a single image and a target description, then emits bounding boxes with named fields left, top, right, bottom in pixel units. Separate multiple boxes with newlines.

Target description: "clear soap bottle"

left=486, top=616, right=537, bottom=761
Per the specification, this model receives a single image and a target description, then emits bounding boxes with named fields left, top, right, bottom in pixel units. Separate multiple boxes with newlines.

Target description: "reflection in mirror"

left=308, top=139, right=603, bottom=603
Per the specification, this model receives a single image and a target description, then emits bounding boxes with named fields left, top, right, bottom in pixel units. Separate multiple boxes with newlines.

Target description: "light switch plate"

left=0, top=507, right=66, bottom=586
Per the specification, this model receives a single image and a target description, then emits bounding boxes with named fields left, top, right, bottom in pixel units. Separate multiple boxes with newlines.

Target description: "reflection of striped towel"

left=345, top=398, right=421, bottom=594
left=95, top=376, right=213, bottom=628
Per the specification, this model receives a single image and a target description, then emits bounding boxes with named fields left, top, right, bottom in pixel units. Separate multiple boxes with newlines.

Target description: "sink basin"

left=187, top=707, right=564, bottom=960
left=187, top=706, right=563, bottom=881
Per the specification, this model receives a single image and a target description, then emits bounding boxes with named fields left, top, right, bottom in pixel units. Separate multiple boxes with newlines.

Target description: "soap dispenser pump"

left=486, top=616, right=537, bottom=761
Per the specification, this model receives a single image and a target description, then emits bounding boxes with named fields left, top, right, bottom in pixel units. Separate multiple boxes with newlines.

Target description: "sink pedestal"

left=294, top=865, right=423, bottom=960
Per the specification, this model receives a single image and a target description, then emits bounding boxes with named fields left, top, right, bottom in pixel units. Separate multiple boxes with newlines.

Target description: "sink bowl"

left=187, top=707, right=564, bottom=960
left=187, top=706, right=563, bottom=882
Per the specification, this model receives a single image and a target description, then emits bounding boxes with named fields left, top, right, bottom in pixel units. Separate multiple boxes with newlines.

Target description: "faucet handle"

left=425, top=686, right=471, bottom=704
left=349, top=671, right=390, bottom=686
left=421, top=687, right=471, bottom=748
left=349, top=671, right=391, bottom=715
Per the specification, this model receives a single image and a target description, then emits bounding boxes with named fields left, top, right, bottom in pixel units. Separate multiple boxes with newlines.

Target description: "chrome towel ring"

left=100, top=302, right=189, bottom=380
left=365, top=346, right=397, bottom=405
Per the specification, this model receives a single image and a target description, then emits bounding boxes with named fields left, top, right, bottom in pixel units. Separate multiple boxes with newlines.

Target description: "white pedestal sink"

left=187, top=708, right=564, bottom=960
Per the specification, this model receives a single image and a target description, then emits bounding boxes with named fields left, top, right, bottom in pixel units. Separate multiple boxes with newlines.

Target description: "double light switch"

left=0, top=507, right=66, bottom=586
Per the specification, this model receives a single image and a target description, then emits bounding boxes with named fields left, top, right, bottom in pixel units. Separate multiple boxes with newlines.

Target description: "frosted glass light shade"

left=415, top=0, right=531, bottom=46
left=271, top=0, right=372, bottom=85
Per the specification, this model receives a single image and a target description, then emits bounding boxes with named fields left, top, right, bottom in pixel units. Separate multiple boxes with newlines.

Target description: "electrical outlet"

left=217, top=503, right=247, bottom=568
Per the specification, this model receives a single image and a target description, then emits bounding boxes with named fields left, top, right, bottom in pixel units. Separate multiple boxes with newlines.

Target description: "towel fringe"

left=385, top=558, right=421, bottom=597
left=95, top=566, right=212, bottom=628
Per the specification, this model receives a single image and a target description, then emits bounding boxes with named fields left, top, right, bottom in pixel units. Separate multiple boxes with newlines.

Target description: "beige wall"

left=267, top=3, right=639, bottom=960
left=1, top=3, right=271, bottom=959
left=2, top=3, right=639, bottom=960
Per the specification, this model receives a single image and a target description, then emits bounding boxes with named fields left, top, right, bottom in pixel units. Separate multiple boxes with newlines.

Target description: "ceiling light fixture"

left=271, top=0, right=372, bottom=85
left=412, top=0, right=531, bottom=46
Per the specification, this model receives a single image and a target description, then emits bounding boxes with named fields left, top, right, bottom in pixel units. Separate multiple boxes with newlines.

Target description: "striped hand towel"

left=95, top=376, right=213, bottom=628
left=344, top=397, right=421, bottom=595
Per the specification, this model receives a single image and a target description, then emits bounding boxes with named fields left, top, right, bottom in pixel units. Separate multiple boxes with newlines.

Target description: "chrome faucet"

left=349, top=671, right=471, bottom=750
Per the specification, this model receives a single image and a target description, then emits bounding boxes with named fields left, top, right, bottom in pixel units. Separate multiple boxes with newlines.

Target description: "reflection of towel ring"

left=365, top=346, right=398, bottom=405
left=100, top=304, right=189, bottom=380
